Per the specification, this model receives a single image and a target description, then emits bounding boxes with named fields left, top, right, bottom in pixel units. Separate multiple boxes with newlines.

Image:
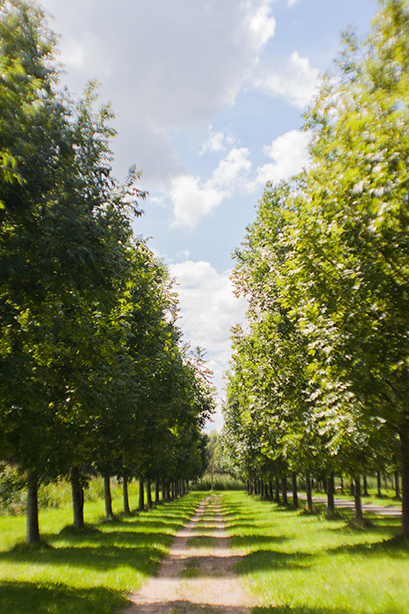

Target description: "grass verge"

left=222, top=491, right=409, bottom=614
left=0, top=492, right=204, bottom=614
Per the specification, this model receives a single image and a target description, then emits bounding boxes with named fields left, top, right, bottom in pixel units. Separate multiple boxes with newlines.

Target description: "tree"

left=0, top=0, right=145, bottom=540
left=273, top=0, right=409, bottom=535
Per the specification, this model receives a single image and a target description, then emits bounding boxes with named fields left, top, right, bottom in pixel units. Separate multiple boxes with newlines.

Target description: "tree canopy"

left=0, top=0, right=215, bottom=542
left=224, top=0, right=409, bottom=536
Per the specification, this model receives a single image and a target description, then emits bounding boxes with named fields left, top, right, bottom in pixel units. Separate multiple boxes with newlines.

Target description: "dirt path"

left=125, top=494, right=258, bottom=614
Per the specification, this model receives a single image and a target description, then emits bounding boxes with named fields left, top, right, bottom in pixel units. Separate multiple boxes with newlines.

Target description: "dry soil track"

left=125, top=494, right=259, bottom=614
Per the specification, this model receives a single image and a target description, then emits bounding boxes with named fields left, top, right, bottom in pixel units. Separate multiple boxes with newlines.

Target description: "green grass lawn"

left=222, top=491, right=409, bottom=614
left=0, top=491, right=204, bottom=614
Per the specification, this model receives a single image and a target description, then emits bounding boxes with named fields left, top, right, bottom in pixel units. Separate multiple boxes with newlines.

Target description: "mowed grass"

left=222, top=491, right=409, bottom=614
left=0, top=492, right=204, bottom=614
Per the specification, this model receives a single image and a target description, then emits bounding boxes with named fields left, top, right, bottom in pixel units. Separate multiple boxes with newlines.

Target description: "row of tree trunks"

left=27, top=471, right=190, bottom=544
left=248, top=473, right=299, bottom=509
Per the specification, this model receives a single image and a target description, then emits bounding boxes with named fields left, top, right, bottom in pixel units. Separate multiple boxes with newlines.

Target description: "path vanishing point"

left=125, top=494, right=260, bottom=614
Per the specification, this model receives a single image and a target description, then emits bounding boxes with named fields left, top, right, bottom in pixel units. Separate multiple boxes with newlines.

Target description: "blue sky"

left=40, top=0, right=378, bottom=429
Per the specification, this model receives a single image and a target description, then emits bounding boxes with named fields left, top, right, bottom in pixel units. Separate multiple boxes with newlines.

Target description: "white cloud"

left=168, top=259, right=247, bottom=430
left=170, top=175, right=227, bottom=229
left=248, top=129, right=311, bottom=190
left=287, top=0, right=301, bottom=6
left=42, top=0, right=278, bottom=182
left=247, top=2, right=276, bottom=48
left=200, top=126, right=235, bottom=155
left=171, top=147, right=251, bottom=227
left=210, top=147, right=252, bottom=190
left=58, top=31, right=114, bottom=76
left=169, top=261, right=247, bottom=361
left=253, top=50, right=320, bottom=108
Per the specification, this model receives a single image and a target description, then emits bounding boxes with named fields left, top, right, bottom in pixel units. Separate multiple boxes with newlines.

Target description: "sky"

left=39, top=0, right=379, bottom=430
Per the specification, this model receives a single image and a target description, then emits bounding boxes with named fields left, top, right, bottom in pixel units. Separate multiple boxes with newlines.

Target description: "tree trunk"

left=104, top=474, right=114, bottom=520
left=377, top=471, right=382, bottom=497
left=123, top=474, right=130, bottom=515
left=305, top=469, right=313, bottom=512
left=281, top=475, right=288, bottom=506
left=147, top=478, right=152, bottom=508
left=138, top=478, right=144, bottom=511
left=162, top=478, right=166, bottom=501
left=326, top=473, right=335, bottom=515
left=340, top=476, right=344, bottom=495
left=155, top=478, right=160, bottom=504
left=292, top=472, right=298, bottom=509
left=26, top=470, right=40, bottom=544
left=71, top=467, right=84, bottom=528
left=354, top=476, right=363, bottom=523
left=274, top=478, right=280, bottom=503
left=350, top=479, right=355, bottom=497
left=394, top=471, right=400, bottom=499
left=400, top=426, right=409, bottom=538
left=363, top=475, right=369, bottom=497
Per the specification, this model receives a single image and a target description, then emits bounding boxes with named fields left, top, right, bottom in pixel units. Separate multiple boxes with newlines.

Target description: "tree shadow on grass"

left=0, top=537, right=166, bottom=575
left=252, top=607, right=349, bottom=614
left=328, top=534, right=409, bottom=558
left=0, top=580, right=126, bottom=614
left=252, top=607, right=403, bottom=614
left=230, top=534, right=287, bottom=548
left=235, top=549, right=314, bottom=574
left=329, top=515, right=402, bottom=541
left=224, top=521, right=259, bottom=530
left=46, top=526, right=175, bottom=548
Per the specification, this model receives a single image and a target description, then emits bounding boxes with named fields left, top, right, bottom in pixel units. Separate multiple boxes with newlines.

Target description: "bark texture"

left=326, top=473, right=335, bottom=514
left=400, top=427, right=409, bottom=538
left=305, top=469, right=313, bottom=512
left=274, top=478, right=280, bottom=503
left=377, top=471, right=382, bottom=497
left=123, top=475, right=130, bottom=515
left=292, top=472, right=298, bottom=509
left=104, top=474, right=114, bottom=520
left=71, top=468, right=84, bottom=528
left=354, top=476, right=363, bottom=522
left=26, top=470, right=40, bottom=544
left=281, top=475, right=288, bottom=506
left=147, top=478, right=152, bottom=508
left=138, top=478, right=144, bottom=511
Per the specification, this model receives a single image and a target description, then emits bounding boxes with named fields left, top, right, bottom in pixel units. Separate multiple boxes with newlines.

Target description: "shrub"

left=191, top=472, right=245, bottom=491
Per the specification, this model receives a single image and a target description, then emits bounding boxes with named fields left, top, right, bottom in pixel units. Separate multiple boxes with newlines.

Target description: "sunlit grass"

left=0, top=492, right=204, bottom=614
left=309, top=489, right=401, bottom=509
left=222, top=492, right=409, bottom=614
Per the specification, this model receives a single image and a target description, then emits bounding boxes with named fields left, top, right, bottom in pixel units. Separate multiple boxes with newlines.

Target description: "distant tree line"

left=223, top=0, right=409, bottom=538
left=0, top=0, right=214, bottom=543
